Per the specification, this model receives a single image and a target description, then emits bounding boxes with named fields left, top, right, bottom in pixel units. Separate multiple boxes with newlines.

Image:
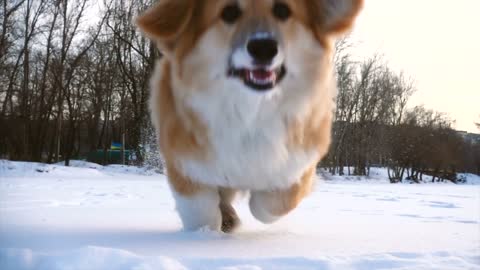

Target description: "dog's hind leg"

left=219, top=188, right=240, bottom=233
left=249, top=166, right=315, bottom=224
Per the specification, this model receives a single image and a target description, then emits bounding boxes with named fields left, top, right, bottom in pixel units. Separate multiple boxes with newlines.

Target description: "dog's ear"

left=136, top=0, right=194, bottom=53
left=308, top=0, right=363, bottom=36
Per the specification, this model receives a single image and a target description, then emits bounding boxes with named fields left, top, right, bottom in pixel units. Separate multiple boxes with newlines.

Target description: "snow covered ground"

left=0, top=160, right=479, bottom=270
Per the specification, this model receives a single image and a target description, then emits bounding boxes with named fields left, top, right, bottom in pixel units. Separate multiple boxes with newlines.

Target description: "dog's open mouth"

left=228, top=65, right=286, bottom=91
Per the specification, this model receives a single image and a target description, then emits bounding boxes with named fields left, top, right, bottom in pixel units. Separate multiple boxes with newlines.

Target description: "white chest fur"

left=175, top=80, right=319, bottom=191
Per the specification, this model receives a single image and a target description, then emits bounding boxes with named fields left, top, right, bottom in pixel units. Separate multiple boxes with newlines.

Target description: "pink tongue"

left=251, top=69, right=273, bottom=80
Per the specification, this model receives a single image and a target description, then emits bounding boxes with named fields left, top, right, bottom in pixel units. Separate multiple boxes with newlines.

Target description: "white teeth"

left=247, top=71, right=277, bottom=85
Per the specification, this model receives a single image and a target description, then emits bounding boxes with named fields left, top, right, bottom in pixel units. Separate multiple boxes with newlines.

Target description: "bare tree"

left=0, top=0, right=476, bottom=178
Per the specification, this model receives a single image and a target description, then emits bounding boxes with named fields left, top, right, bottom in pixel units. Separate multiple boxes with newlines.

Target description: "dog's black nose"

left=247, top=38, right=278, bottom=63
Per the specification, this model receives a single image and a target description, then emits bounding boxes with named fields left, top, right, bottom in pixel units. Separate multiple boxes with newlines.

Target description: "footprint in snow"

left=455, top=220, right=478, bottom=224
left=426, top=201, right=459, bottom=209
left=376, top=197, right=398, bottom=202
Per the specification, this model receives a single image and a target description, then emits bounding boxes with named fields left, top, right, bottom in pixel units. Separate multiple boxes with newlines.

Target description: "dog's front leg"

left=167, top=166, right=221, bottom=231
left=172, top=187, right=222, bottom=231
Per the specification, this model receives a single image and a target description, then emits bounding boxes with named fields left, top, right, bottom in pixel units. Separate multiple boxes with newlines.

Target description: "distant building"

left=457, top=131, right=480, bottom=144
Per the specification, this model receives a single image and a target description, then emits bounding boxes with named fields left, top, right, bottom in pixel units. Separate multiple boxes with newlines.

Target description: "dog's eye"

left=272, top=2, right=291, bottom=21
left=221, top=4, right=242, bottom=24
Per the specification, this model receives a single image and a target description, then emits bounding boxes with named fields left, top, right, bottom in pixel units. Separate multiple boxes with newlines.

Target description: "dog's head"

left=137, top=0, right=363, bottom=94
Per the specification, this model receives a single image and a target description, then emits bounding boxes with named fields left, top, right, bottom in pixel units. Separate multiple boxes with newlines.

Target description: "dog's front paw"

left=173, top=188, right=222, bottom=231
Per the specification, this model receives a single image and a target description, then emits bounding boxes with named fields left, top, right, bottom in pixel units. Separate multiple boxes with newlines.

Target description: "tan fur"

left=301, top=0, right=364, bottom=48
left=287, top=110, right=333, bottom=160
left=137, top=0, right=363, bottom=230
left=165, top=161, right=203, bottom=196
left=150, top=62, right=209, bottom=195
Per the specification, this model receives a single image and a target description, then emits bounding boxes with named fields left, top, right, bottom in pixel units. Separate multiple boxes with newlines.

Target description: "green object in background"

left=111, top=142, right=122, bottom=150
left=87, top=150, right=132, bottom=165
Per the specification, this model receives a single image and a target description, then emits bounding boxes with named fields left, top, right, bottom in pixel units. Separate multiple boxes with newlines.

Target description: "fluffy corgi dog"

left=136, top=0, right=363, bottom=232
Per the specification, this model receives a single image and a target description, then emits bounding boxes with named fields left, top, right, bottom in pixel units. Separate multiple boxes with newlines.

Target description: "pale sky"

left=350, top=0, right=480, bottom=133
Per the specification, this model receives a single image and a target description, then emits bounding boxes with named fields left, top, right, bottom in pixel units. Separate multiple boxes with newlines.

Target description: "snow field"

left=1, top=160, right=479, bottom=270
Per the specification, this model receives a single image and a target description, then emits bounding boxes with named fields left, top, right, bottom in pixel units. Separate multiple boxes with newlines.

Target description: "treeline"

left=322, top=41, right=480, bottom=181
left=1, top=0, right=479, bottom=179
left=0, top=0, right=156, bottom=165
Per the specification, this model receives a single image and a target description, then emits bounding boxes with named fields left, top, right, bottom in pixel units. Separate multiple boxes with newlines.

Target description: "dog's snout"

left=247, top=38, right=278, bottom=64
